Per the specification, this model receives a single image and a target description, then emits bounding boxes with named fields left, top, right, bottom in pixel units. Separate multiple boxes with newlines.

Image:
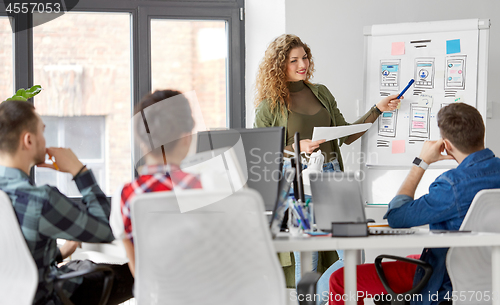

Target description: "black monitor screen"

left=196, top=127, right=284, bottom=211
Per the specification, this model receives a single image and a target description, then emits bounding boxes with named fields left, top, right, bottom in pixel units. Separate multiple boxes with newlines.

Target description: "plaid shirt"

left=0, top=166, right=114, bottom=305
left=120, top=164, right=202, bottom=242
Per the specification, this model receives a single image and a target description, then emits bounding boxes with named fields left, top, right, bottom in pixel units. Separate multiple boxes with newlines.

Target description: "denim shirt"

left=383, top=149, right=500, bottom=305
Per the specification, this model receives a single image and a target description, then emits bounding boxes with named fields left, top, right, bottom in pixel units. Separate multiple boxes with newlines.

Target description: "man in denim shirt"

left=329, top=103, right=500, bottom=305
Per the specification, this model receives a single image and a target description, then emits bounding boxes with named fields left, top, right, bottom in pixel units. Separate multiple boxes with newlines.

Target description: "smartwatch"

left=412, top=157, right=429, bottom=170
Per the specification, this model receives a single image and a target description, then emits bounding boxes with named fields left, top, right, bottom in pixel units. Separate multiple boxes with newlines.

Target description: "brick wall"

left=32, top=13, right=132, bottom=195
left=3, top=13, right=227, bottom=195
left=151, top=19, right=227, bottom=129
left=0, top=18, right=14, bottom=100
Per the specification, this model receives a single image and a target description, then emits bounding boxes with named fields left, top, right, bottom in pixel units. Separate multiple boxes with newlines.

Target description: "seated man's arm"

left=55, top=240, right=81, bottom=263
left=397, top=139, right=454, bottom=198
left=384, top=179, right=456, bottom=228
left=122, top=238, right=135, bottom=277
left=59, top=240, right=81, bottom=260
left=384, top=139, right=456, bottom=228
left=38, top=170, right=114, bottom=243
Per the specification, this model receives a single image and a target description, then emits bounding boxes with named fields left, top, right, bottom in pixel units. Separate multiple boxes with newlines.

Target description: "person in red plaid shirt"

left=112, top=90, right=202, bottom=276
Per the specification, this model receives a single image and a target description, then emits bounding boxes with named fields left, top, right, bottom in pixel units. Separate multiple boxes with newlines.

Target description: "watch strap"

left=413, top=157, right=429, bottom=170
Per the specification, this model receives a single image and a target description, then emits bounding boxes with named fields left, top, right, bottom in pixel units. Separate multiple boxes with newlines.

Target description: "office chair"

left=446, top=188, right=500, bottom=304
left=0, top=190, right=114, bottom=305
left=130, top=188, right=319, bottom=305
left=374, top=254, right=433, bottom=305
left=0, top=190, right=38, bottom=305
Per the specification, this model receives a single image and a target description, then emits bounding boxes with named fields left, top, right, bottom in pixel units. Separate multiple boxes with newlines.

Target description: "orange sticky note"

left=392, top=140, right=405, bottom=154
left=391, top=42, right=405, bottom=56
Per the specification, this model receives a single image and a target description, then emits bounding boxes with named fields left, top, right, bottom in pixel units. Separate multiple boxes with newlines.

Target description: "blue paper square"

left=447, top=39, right=461, bottom=54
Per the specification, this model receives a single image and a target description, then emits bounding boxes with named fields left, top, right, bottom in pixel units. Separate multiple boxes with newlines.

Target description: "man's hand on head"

left=419, top=139, right=455, bottom=165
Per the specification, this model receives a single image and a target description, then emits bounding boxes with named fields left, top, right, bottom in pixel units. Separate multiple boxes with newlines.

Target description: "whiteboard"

left=361, top=19, right=490, bottom=204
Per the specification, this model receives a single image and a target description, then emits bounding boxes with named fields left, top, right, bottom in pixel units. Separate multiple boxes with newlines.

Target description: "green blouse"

left=254, top=81, right=380, bottom=171
left=286, top=81, right=336, bottom=162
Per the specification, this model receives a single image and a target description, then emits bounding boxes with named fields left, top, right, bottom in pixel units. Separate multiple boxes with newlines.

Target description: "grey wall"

left=284, top=0, right=500, bottom=171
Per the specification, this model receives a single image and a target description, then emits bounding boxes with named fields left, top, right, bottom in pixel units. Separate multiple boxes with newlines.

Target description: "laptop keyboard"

left=368, top=228, right=416, bottom=235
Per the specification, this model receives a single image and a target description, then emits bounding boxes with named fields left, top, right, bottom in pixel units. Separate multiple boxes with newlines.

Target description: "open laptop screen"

left=309, top=172, right=366, bottom=231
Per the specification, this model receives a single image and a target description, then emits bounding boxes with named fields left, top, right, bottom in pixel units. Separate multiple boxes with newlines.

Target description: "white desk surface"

left=273, top=229, right=500, bottom=252
left=273, top=230, right=500, bottom=305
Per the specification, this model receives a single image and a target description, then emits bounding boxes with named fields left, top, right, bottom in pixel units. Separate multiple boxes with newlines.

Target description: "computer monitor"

left=292, top=132, right=305, bottom=203
left=196, top=127, right=284, bottom=211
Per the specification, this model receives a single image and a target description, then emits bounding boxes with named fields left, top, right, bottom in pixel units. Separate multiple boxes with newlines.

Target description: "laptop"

left=269, top=168, right=295, bottom=238
left=309, top=171, right=415, bottom=236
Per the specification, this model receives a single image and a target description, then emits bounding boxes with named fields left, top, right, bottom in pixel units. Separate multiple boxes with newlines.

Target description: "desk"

left=273, top=230, right=500, bottom=305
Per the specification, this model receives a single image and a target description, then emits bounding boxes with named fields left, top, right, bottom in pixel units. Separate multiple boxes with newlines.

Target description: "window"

left=151, top=20, right=228, bottom=129
left=35, top=116, right=105, bottom=196
left=8, top=0, right=244, bottom=196
left=33, top=12, right=132, bottom=195
left=0, top=17, right=13, bottom=99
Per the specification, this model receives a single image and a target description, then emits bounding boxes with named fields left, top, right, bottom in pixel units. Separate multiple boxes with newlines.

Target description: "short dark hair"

left=0, top=100, right=39, bottom=155
left=134, top=90, right=194, bottom=155
left=437, top=103, right=484, bottom=154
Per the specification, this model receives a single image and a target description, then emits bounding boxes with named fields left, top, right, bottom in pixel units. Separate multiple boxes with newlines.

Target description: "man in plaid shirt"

left=0, top=100, right=133, bottom=304
left=109, top=89, right=202, bottom=277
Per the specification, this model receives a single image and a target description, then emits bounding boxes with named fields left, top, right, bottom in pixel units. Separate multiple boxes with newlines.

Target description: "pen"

left=48, top=153, right=59, bottom=170
left=290, top=205, right=304, bottom=230
left=294, top=203, right=311, bottom=230
left=397, top=79, right=415, bottom=99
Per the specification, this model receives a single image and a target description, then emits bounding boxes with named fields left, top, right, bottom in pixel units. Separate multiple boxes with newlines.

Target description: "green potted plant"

left=4, top=85, right=42, bottom=102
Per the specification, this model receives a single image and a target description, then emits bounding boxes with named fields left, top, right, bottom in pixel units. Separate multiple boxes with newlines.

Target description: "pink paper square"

left=412, top=121, right=426, bottom=129
left=391, top=42, right=405, bottom=56
left=392, top=140, right=405, bottom=154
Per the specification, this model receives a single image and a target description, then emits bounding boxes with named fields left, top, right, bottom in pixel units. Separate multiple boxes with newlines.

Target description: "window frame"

left=7, top=0, right=245, bottom=183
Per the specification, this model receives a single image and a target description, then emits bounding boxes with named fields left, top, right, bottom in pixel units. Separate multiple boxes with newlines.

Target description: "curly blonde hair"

left=254, top=34, right=315, bottom=114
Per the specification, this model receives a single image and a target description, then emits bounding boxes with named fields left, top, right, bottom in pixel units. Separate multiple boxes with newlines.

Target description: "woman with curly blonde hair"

left=255, top=34, right=401, bottom=171
left=254, top=34, right=401, bottom=305
left=254, top=34, right=316, bottom=115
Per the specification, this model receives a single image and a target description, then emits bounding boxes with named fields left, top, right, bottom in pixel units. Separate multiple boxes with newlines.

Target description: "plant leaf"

left=15, top=89, right=26, bottom=97
left=26, top=85, right=42, bottom=97
left=6, top=96, right=28, bottom=102
left=3, top=85, right=42, bottom=103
